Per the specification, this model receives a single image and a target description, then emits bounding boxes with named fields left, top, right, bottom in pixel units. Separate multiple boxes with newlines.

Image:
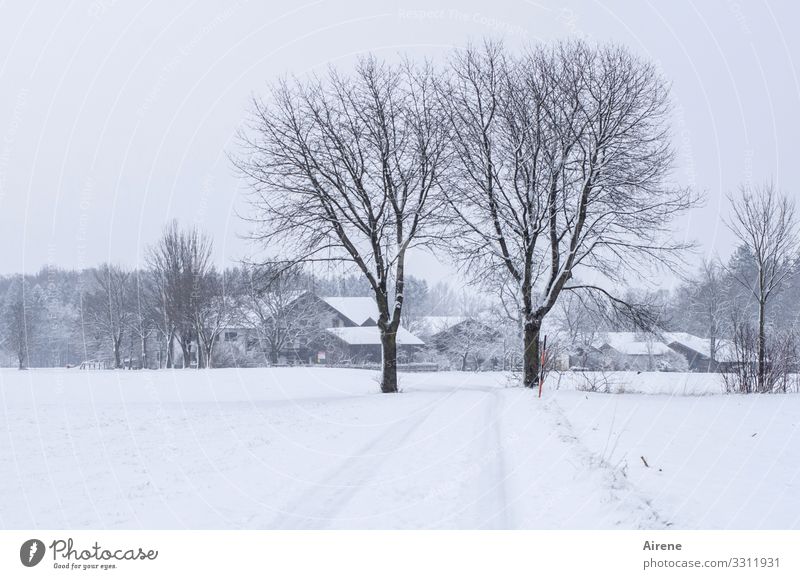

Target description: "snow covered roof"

left=416, top=316, right=467, bottom=335
left=325, top=326, right=424, bottom=346
left=665, top=332, right=737, bottom=362
left=664, top=332, right=713, bottom=358
left=321, top=296, right=379, bottom=326
left=595, top=332, right=673, bottom=356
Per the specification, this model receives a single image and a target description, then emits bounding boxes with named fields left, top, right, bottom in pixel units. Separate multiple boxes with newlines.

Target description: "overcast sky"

left=0, top=0, right=797, bottom=289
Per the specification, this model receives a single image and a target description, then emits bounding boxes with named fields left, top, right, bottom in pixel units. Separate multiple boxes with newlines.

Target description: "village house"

left=416, top=315, right=501, bottom=371
left=219, top=293, right=425, bottom=366
left=568, top=331, right=735, bottom=373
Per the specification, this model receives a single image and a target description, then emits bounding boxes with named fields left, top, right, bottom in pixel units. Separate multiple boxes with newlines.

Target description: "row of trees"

left=236, top=39, right=697, bottom=392
left=0, top=222, right=224, bottom=370
left=0, top=223, right=474, bottom=370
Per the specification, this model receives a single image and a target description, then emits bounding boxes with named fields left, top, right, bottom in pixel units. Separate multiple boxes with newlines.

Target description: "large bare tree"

left=237, top=56, right=449, bottom=392
left=725, top=182, right=800, bottom=392
left=441, top=40, right=697, bottom=389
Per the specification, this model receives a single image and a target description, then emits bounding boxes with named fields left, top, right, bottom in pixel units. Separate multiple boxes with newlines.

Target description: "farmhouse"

left=567, top=331, right=736, bottom=373
left=220, top=293, right=424, bottom=366
left=416, top=315, right=501, bottom=371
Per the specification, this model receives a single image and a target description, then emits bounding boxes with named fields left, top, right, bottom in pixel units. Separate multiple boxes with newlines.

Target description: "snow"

left=664, top=332, right=714, bottom=358
left=0, top=368, right=797, bottom=529
left=664, top=332, right=736, bottom=362
left=326, top=326, right=425, bottom=346
left=416, top=316, right=467, bottom=335
left=321, top=296, right=379, bottom=326
left=594, top=332, right=673, bottom=356
left=545, top=371, right=727, bottom=395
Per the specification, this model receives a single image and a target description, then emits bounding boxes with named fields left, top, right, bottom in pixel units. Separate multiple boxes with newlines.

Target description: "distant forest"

left=1, top=219, right=798, bottom=379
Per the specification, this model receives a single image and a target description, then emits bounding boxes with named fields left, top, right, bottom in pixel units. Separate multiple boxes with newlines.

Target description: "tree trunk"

left=379, top=327, right=399, bottom=394
left=113, top=336, right=122, bottom=369
left=269, top=347, right=279, bottom=366
left=141, top=334, right=147, bottom=370
left=522, top=318, right=541, bottom=389
left=17, top=352, right=25, bottom=370
left=757, top=299, right=766, bottom=393
left=166, top=332, right=174, bottom=369
left=180, top=338, right=191, bottom=369
left=709, top=335, right=716, bottom=372
left=196, top=338, right=205, bottom=369
left=203, top=338, right=214, bottom=369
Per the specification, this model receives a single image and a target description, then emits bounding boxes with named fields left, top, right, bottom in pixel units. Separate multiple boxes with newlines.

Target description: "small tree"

left=690, top=260, right=727, bottom=363
left=2, top=277, right=45, bottom=369
left=239, top=264, right=321, bottom=365
left=725, top=182, right=800, bottom=392
left=128, top=270, right=157, bottom=369
left=193, top=269, right=238, bottom=368
left=83, top=263, right=134, bottom=368
left=146, top=220, right=214, bottom=368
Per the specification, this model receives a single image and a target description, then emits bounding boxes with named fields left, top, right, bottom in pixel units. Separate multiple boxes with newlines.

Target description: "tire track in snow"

left=267, top=394, right=447, bottom=529
left=475, top=389, right=510, bottom=529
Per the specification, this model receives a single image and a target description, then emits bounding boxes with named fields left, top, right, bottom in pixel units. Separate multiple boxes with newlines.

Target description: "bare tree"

left=441, top=40, right=697, bottom=389
left=127, top=270, right=156, bottom=369
left=690, top=259, right=727, bottom=364
left=2, top=277, right=45, bottom=370
left=554, top=290, right=602, bottom=367
left=429, top=293, right=498, bottom=371
left=192, top=270, right=237, bottom=369
left=236, top=56, right=449, bottom=393
left=146, top=220, right=214, bottom=368
left=238, top=264, right=321, bottom=365
left=83, top=263, right=133, bottom=368
left=725, top=182, right=800, bottom=392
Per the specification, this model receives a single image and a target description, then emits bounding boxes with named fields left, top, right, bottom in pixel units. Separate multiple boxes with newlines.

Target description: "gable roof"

left=320, top=296, right=379, bottom=326
left=416, top=316, right=467, bottom=335
left=664, top=332, right=713, bottom=358
left=325, top=326, right=424, bottom=346
left=664, top=332, right=736, bottom=362
left=595, top=332, right=673, bottom=356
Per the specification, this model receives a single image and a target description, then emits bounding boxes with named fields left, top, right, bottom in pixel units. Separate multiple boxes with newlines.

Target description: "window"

left=224, top=331, right=238, bottom=342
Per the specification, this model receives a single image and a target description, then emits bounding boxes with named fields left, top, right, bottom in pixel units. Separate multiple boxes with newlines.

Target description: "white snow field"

left=0, top=368, right=798, bottom=529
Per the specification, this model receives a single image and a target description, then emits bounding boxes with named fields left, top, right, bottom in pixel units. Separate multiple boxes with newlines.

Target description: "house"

left=598, top=332, right=683, bottom=371
left=663, top=332, right=736, bottom=372
left=310, top=296, right=424, bottom=364
left=416, top=315, right=501, bottom=370
left=567, top=332, right=684, bottom=372
left=321, top=326, right=425, bottom=364
left=219, top=293, right=424, bottom=366
left=566, top=331, right=735, bottom=373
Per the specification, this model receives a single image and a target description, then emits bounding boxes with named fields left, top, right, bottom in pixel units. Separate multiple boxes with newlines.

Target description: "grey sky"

left=0, top=0, right=797, bottom=289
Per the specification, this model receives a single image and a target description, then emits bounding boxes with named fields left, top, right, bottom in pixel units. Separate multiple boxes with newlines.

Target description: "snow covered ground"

left=0, top=368, right=797, bottom=529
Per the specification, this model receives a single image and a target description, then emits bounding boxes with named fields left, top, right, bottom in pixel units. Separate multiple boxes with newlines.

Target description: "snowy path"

left=1, top=368, right=797, bottom=529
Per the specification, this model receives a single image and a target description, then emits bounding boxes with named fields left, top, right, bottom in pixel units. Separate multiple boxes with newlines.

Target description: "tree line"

left=0, top=223, right=465, bottom=370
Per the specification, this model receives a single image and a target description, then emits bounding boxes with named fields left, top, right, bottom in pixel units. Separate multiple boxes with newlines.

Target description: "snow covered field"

left=0, top=368, right=797, bottom=529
